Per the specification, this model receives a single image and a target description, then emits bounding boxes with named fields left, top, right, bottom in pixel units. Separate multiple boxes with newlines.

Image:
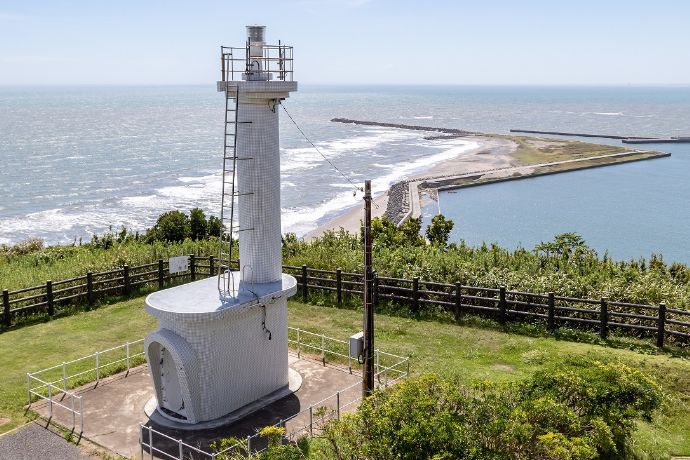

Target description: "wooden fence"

left=3, top=258, right=690, bottom=348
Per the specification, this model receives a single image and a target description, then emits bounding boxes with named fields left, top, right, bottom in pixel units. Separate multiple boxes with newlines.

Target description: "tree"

left=208, top=215, right=223, bottom=239
left=399, top=217, right=424, bottom=246
left=535, top=233, right=590, bottom=258
left=425, top=214, right=454, bottom=248
left=369, top=217, right=424, bottom=248
left=189, top=208, right=208, bottom=241
left=149, top=210, right=189, bottom=242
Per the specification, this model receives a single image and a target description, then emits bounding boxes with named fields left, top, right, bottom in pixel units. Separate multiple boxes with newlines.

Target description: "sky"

left=0, top=0, right=688, bottom=86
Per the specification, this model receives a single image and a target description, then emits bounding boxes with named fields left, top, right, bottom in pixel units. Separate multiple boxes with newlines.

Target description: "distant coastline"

left=306, top=120, right=668, bottom=239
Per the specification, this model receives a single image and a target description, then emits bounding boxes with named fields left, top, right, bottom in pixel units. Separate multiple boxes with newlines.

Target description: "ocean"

left=1, top=85, right=688, bottom=262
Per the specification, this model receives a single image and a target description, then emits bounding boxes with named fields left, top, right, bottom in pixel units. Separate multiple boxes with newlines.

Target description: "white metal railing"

left=26, top=339, right=146, bottom=433
left=141, top=329, right=409, bottom=459
left=140, top=424, right=216, bottom=460
left=27, top=374, right=84, bottom=433
left=26, top=330, right=408, bottom=459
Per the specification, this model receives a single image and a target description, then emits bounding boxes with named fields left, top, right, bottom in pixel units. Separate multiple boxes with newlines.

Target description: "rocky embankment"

left=384, top=181, right=410, bottom=225
left=332, top=118, right=476, bottom=136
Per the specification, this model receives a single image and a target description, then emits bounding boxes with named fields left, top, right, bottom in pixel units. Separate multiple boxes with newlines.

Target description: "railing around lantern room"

left=220, top=42, right=294, bottom=82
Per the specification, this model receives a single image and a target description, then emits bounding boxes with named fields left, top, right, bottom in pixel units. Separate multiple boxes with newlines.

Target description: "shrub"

left=425, top=214, right=454, bottom=248
left=189, top=208, right=209, bottom=241
left=208, top=215, right=223, bottom=239
left=147, top=210, right=190, bottom=243
left=319, top=359, right=663, bottom=460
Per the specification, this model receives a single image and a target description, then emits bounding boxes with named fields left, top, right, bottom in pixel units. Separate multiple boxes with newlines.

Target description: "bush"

left=147, top=210, right=190, bottom=243
left=425, top=214, right=454, bottom=248
left=319, top=359, right=663, bottom=460
left=0, top=238, right=44, bottom=258
left=189, top=208, right=208, bottom=241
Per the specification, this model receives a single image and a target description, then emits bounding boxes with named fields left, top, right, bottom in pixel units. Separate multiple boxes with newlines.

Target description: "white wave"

left=592, top=112, right=624, bottom=116
left=281, top=139, right=479, bottom=236
left=413, top=116, right=433, bottom=119
left=282, top=190, right=359, bottom=236
left=329, top=183, right=357, bottom=188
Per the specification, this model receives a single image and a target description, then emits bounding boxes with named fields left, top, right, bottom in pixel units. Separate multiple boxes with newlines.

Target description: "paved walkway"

left=33, top=353, right=361, bottom=459
left=0, top=423, right=92, bottom=460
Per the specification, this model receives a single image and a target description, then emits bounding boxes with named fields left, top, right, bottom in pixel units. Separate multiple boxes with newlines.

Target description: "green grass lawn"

left=1, top=296, right=689, bottom=458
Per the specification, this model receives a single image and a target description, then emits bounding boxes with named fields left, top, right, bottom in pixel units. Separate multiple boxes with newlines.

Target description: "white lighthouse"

left=143, top=26, right=298, bottom=426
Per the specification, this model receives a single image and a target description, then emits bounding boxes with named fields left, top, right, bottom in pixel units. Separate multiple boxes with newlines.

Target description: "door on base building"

left=159, top=346, right=187, bottom=420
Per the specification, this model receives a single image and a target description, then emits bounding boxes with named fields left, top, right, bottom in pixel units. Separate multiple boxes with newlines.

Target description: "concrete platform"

left=32, top=353, right=361, bottom=459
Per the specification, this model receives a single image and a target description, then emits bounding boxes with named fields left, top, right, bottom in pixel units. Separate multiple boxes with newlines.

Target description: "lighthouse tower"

left=143, top=26, right=298, bottom=426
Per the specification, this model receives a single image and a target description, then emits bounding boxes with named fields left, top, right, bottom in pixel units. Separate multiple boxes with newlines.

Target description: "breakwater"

left=510, top=129, right=690, bottom=144
left=331, top=118, right=476, bottom=136
left=384, top=181, right=411, bottom=225
left=427, top=151, right=671, bottom=192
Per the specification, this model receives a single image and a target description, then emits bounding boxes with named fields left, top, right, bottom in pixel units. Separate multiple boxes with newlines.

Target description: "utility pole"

left=362, top=180, right=374, bottom=396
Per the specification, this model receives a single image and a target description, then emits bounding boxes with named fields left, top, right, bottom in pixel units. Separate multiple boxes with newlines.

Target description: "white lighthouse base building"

left=144, top=273, right=298, bottom=426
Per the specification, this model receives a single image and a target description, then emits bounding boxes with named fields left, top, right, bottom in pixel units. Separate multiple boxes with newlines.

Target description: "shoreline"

left=305, top=134, right=515, bottom=238
left=305, top=121, right=669, bottom=239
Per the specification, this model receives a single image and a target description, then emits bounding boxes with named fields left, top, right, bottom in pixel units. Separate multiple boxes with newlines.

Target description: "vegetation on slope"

left=2, top=210, right=689, bottom=310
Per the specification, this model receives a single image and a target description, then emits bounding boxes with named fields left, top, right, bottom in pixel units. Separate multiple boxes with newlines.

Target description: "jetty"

left=331, top=118, right=476, bottom=136
left=510, top=129, right=690, bottom=144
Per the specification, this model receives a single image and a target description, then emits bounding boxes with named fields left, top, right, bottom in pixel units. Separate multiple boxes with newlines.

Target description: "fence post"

left=123, top=265, right=130, bottom=296
left=190, top=254, right=196, bottom=281
left=149, top=425, right=153, bottom=460
left=376, top=349, right=380, bottom=376
left=158, top=259, right=164, bottom=290
left=454, top=282, right=462, bottom=323
left=599, top=298, right=608, bottom=340
left=336, top=268, right=342, bottom=305
left=71, top=394, right=75, bottom=431
left=321, top=333, right=326, bottom=365
left=246, top=435, right=251, bottom=458
left=297, top=328, right=301, bottom=358
left=373, top=272, right=379, bottom=307
left=86, top=272, right=94, bottom=309
left=27, top=373, right=31, bottom=407
left=412, top=277, right=419, bottom=313
left=348, top=349, right=352, bottom=374
left=309, top=405, right=313, bottom=436
left=79, top=397, right=84, bottom=434
left=302, top=265, right=308, bottom=302
left=2, top=289, right=10, bottom=327
left=48, top=384, right=52, bottom=419
left=46, top=280, right=54, bottom=316
left=62, top=362, right=67, bottom=392
left=96, top=351, right=100, bottom=382
left=178, top=439, right=183, bottom=460
left=547, top=292, right=555, bottom=332
left=126, top=341, right=131, bottom=372
left=499, top=286, right=506, bottom=325
left=657, top=303, right=666, bottom=348
left=336, top=391, right=341, bottom=420
left=209, top=255, right=215, bottom=276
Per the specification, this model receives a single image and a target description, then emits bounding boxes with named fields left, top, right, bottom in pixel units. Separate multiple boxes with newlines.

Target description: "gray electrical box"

left=349, top=331, right=364, bottom=358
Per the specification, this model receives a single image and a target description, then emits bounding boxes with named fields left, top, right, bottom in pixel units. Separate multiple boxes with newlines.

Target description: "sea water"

left=1, top=85, right=688, bottom=262
left=434, top=141, right=690, bottom=264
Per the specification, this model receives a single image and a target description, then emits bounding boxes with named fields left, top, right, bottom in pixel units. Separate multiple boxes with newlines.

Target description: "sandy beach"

left=305, top=135, right=516, bottom=239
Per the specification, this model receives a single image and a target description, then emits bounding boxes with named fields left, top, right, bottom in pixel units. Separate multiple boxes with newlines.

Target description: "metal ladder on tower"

left=217, top=86, right=252, bottom=300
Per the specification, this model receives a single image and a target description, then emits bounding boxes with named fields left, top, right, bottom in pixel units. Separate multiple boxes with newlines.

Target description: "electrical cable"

left=282, top=104, right=363, bottom=196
